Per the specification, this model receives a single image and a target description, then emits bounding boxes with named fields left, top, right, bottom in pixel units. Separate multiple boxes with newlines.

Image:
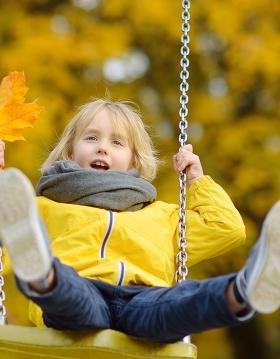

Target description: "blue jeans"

left=17, top=258, right=255, bottom=343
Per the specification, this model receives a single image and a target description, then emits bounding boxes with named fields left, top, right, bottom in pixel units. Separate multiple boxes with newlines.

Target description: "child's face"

left=72, top=109, right=135, bottom=172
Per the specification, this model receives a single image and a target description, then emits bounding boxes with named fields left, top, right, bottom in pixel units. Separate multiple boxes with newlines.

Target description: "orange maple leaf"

left=0, top=71, right=43, bottom=142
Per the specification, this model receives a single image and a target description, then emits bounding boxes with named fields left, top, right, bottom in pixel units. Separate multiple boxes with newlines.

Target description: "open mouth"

left=90, top=160, right=110, bottom=171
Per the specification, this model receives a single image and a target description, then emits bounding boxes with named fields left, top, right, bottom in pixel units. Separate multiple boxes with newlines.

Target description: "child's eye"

left=85, top=136, right=97, bottom=141
left=112, top=139, right=123, bottom=146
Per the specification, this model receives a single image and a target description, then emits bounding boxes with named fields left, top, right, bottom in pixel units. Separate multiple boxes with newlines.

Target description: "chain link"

left=175, top=0, right=191, bottom=283
left=0, top=247, right=7, bottom=325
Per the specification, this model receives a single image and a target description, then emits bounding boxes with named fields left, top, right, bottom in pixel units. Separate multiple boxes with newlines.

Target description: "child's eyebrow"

left=83, top=128, right=128, bottom=141
left=82, top=128, right=100, bottom=135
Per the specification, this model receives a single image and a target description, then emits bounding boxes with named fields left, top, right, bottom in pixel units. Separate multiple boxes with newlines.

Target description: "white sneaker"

left=0, top=168, right=52, bottom=282
left=236, top=201, right=280, bottom=313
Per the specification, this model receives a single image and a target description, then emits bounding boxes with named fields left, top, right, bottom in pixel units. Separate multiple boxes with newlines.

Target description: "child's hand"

left=173, top=144, right=204, bottom=185
left=0, top=140, right=5, bottom=170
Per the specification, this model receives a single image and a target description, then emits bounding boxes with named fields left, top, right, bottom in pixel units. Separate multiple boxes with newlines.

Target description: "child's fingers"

left=178, top=155, right=197, bottom=172
left=177, top=144, right=194, bottom=162
left=180, top=144, right=193, bottom=153
left=172, top=155, right=179, bottom=172
left=173, top=143, right=204, bottom=183
left=173, top=144, right=198, bottom=172
left=177, top=148, right=194, bottom=165
left=173, top=154, right=186, bottom=173
left=174, top=152, right=193, bottom=172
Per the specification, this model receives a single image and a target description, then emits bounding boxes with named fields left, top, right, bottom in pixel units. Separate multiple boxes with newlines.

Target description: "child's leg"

left=0, top=168, right=111, bottom=330
left=115, top=201, right=280, bottom=343
left=234, top=200, right=280, bottom=313
left=16, top=258, right=112, bottom=330
left=114, top=274, right=247, bottom=343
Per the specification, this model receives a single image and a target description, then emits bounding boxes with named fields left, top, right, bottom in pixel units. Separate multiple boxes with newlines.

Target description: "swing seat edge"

left=0, top=324, right=197, bottom=359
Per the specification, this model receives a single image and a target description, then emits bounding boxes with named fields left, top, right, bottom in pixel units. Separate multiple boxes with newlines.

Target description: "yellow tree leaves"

left=0, top=71, right=43, bottom=142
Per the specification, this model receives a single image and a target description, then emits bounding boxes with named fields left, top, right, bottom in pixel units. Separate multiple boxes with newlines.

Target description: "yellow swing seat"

left=0, top=325, right=197, bottom=359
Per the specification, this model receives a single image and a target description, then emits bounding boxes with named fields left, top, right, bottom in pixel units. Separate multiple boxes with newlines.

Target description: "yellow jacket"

left=4, top=175, right=246, bottom=326
left=37, top=175, right=245, bottom=286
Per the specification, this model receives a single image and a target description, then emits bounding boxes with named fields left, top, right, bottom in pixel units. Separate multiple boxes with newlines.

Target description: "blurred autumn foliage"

left=0, top=0, right=280, bottom=358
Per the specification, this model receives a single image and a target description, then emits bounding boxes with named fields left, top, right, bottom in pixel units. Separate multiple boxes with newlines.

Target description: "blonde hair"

left=41, top=99, right=159, bottom=181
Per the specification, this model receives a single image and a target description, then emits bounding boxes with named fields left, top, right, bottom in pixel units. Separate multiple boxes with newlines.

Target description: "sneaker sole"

left=247, top=201, right=280, bottom=313
left=0, top=168, right=51, bottom=282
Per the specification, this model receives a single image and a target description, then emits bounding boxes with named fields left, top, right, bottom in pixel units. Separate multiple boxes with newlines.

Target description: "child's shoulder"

left=140, top=200, right=178, bottom=213
left=36, top=196, right=68, bottom=210
left=152, top=200, right=178, bottom=208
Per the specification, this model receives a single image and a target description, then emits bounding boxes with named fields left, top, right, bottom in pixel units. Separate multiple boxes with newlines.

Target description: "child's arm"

left=173, top=144, right=203, bottom=185
left=182, top=175, right=246, bottom=267
left=0, top=140, right=5, bottom=169
left=172, top=144, right=245, bottom=266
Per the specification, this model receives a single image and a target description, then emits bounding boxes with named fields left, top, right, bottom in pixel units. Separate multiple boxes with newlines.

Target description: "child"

left=0, top=99, right=279, bottom=343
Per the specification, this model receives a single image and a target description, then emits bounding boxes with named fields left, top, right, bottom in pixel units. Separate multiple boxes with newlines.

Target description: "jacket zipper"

left=117, top=261, right=125, bottom=286
left=100, top=210, right=114, bottom=258
left=99, top=210, right=126, bottom=285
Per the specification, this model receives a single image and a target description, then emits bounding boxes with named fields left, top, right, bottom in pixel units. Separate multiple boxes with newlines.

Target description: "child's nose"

left=97, top=147, right=108, bottom=155
left=96, top=140, right=109, bottom=155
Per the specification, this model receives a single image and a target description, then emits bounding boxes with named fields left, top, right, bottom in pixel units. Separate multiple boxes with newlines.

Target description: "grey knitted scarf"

left=36, top=160, right=157, bottom=212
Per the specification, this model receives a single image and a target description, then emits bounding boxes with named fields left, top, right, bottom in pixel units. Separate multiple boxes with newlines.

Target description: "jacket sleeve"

left=182, top=175, right=246, bottom=267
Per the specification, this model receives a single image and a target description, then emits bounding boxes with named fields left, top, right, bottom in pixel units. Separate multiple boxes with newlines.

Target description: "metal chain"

left=175, top=0, right=191, bottom=283
left=0, top=246, right=7, bottom=325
